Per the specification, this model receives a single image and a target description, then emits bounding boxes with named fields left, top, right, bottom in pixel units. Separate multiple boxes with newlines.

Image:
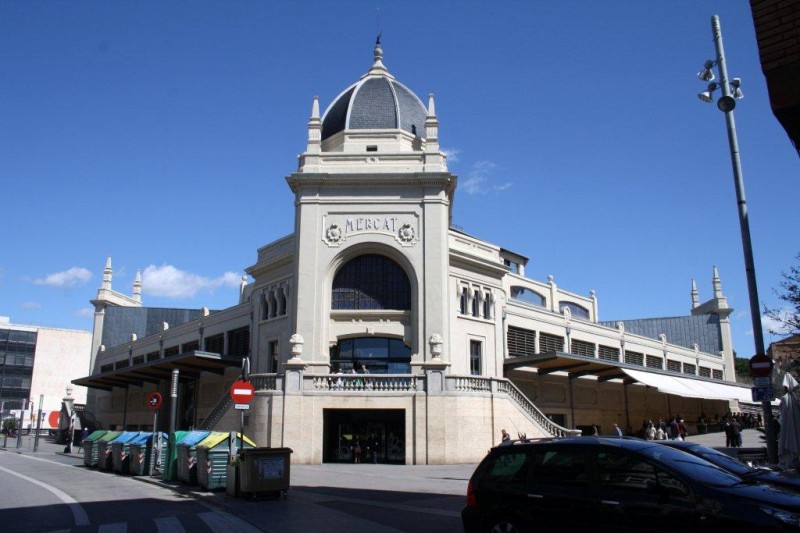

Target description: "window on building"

left=667, top=360, right=681, bottom=373
left=683, top=363, right=696, bottom=375
left=598, top=345, right=620, bottom=362
left=330, top=337, right=411, bottom=374
left=114, top=360, right=129, bottom=370
left=459, top=286, right=468, bottom=314
left=712, top=369, right=723, bottom=380
left=504, top=259, right=520, bottom=274
left=559, top=302, right=590, bottom=320
left=471, top=289, right=480, bottom=317
left=510, top=286, right=545, bottom=307
left=269, top=340, right=279, bottom=373
left=332, top=254, right=411, bottom=310
left=164, top=346, right=179, bottom=357
left=699, top=366, right=711, bottom=378
left=205, top=334, right=224, bottom=355
left=539, top=333, right=564, bottom=354
left=571, top=339, right=595, bottom=357
left=624, top=351, right=644, bottom=366
left=260, top=292, right=268, bottom=320
left=508, top=326, right=536, bottom=357
left=101, top=363, right=113, bottom=373
left=646, top=355, right=663, bottom=369
left=227, top=326, right=250, bottom=356
left=132, top=355, right=144, bottom=365
left=182, top=340, right=199, bottom=353
left=483, top=292, right=492, bottom=319
left=470, top=340, right=482, bottom=376
left=146, top=351, right=160, bottom=362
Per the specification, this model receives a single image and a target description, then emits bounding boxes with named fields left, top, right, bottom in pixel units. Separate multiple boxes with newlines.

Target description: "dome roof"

left=321, top=42, right=428, bottom=141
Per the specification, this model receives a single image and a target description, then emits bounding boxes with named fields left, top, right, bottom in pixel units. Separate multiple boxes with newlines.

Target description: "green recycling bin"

left=237, top=447, right=293, bottom=499
left=161, top=430, right=189, bottom=481
left=112, top=432, right=144, bottom=473
left=96, top=431, right=123, bottom=471
left=196, top=432, right=256, bottom=491
left=82, top=430, right=108, bottom=467
left=176, top=430, right=211, bottom=485
left=129, top=432, right=167, bottom=476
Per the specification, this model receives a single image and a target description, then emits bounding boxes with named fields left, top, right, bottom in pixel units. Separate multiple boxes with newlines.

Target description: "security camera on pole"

left=696, top=15, right=777, bottom=464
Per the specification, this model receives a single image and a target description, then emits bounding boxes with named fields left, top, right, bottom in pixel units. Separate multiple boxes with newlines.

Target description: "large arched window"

left=510, top=286, right=546, bottom=307
left=332, top=254, right=411, bottom=310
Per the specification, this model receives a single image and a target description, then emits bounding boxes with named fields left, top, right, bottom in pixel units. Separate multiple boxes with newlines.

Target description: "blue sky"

left=1, top=2, right=798, bottom=360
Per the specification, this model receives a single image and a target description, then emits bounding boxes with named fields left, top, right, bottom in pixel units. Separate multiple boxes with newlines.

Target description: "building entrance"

left=323, top=409, right=405, bottom=464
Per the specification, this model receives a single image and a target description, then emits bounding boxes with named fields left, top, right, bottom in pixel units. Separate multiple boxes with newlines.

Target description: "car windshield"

left=689, top=446, right=753, bottom=476
left=640, top=444, right=744, bottom=487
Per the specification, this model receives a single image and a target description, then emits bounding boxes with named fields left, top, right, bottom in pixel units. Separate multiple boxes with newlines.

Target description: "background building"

left=0, top=316, right=91, bottom=431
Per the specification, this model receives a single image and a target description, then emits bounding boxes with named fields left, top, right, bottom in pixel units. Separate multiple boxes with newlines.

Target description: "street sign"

left=146, top=391, right=163, bottom=410
left=748, top=354, right=773, bottom=378
left=234, top=403, right=251, bottom=410
left=751, top=386, right=775, bottom=402
left=230, top=380, right=255, bottom=404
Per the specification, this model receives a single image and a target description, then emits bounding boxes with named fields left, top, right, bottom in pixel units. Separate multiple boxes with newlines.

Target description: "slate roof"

left=600, top=314, right=723, bottom=356
left=101, top=306, right=206, bottom=349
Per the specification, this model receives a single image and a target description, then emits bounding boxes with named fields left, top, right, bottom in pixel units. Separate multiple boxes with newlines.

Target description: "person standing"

left=729, top=417, right=742, bottom=448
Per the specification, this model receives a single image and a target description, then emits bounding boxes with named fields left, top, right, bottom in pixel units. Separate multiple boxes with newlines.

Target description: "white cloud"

left=442, top=147, right=460, bottom=163
left=762, top=308, right=795, bottom=336
left=141, top=264, right=241, bottom=299
left=461, top=160, right=513, bottom=195
left=21, top=301, right=41, bottom=309
left=34, top=267, right=92, bottom=288
left=76, top=308, right=94, bottom=317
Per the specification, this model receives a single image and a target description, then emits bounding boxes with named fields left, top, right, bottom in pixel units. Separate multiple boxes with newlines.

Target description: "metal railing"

left=496, top=379, right=581, bottom=438
left=309, top=374, right=418, bottom=392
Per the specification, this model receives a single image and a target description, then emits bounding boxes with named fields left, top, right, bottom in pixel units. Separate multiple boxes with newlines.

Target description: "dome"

left=321, top=42, right=428, bottom=141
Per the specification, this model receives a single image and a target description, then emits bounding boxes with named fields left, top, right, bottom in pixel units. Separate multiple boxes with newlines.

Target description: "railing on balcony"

left=309, top=374, right=418, bottom=392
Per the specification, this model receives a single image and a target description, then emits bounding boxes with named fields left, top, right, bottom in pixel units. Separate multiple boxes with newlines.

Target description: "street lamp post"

left=697, top=15, right=777, bottom=464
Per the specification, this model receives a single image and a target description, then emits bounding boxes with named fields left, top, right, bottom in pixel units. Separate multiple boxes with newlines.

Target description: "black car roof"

left=491, top=436, right=657, bottom=452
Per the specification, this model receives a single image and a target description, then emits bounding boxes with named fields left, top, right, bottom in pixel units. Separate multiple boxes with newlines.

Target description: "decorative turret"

left=132, top=270, right=142, bottom=303
left=102, top=256, right=112, bottom=290
left=691, top=278, right=699, bottom=308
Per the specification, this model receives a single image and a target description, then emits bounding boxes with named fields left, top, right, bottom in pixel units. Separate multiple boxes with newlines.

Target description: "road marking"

left=154, top=516, right=184, bottom=533
left=0, top=465, right=90, bottom=526
left=198, top=511, right=262, bottom=532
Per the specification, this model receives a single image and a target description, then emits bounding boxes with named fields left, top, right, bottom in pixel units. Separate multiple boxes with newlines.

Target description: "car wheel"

left=489, top=518, right=522, bottom=533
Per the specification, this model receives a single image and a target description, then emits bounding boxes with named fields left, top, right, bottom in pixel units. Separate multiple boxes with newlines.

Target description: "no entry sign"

left=230, top=380, right=255, bottom=404
left=749, top=354, right=774, bottom=378
left=146, top=391, right=163, bottom=410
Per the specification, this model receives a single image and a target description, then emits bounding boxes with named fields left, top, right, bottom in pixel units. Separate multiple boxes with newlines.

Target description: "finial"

left=366, top=36, right=392, bottom=78
left=691, top=277, right=699, bottom=308
left=311, top=95, right=320, bottom=119
left=712, top=266, right=723, bottom=297
left=133, top=270, right=142, bottom=303
left=102, top=256, right=112, bottom=290
left=427, top=93, right=436, bottom=117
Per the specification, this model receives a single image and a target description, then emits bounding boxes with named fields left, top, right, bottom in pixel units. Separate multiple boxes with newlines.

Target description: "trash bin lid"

left=196, top=432, right=229, bottom=450
left=84, top=430, right=108, bottom=442
left=98, top=431, right=123, bottom=442
left=110, top=431, right=142, bottom=444
left=129, top=432, right=153, bottom=445
left=177, top=430, right=210, bottom=447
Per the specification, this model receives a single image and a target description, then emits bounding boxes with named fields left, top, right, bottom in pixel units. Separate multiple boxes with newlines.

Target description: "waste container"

left=237, top=447, right=293, bottom=499
left=112, top=431, right=146, bottom=474
left=82, top=430, right=108, bottom=467
left=96, top=431, right=123, bottom=471
left=196, top=432, right=256, bottom=491
left=161, top=430, right=189, bottom=481
left=129, top=432, right=167, bottom=476
left=176, top=430, right=211, bottom=485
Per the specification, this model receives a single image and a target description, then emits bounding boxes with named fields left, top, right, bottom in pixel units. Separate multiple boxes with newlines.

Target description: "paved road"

left=1, top=435, right=471, bottom=532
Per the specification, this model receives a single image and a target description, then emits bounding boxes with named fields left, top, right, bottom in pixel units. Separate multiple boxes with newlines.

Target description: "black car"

left=660, top=440, right=800, bottom=493
left=462, top=436, right=800, bottom=532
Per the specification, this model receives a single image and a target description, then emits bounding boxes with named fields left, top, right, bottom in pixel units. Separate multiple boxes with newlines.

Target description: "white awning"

left=622, top=368, right=753, bottom=403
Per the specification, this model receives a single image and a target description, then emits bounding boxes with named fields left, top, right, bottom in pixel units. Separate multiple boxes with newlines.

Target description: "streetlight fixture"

left=696, top=15, right=777, bottom=464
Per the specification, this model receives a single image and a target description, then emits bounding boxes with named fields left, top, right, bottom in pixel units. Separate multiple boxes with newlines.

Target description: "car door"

left=594, top=449, right=700, bottom=531
left=525, top=447, right=599, bottom=529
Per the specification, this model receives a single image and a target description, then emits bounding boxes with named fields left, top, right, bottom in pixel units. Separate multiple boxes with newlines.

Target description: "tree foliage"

left=765, top=252, right=800, bottom=337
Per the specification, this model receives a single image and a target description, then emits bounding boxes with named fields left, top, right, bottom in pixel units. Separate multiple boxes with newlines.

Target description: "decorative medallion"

left=398, top=223, right=415, bottom=243
left=326, top=224, right=343, bottom=244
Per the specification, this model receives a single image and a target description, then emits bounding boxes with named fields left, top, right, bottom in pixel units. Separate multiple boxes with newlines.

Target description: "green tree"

left=734, top=357, right=752, bottom=384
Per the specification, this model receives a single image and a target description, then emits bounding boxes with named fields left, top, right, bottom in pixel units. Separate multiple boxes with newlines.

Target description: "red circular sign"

left=749, top=354, right=774, bottom=378
left=230, top=380, right=255, bottom=404
left=146, top=391, right=163, bottom=410
left=48, top=411, right=60, bottom=428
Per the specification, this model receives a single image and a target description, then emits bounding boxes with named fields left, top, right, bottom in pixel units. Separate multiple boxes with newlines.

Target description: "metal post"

left=150, top=410, right=159, bottom=476
left=33, top=394, right=43, bottom=452
left=709, top=15, right=777, bottom=464
left=16, top=399, right=27, bottom=449
left=169, top=369, right=179, bottom=436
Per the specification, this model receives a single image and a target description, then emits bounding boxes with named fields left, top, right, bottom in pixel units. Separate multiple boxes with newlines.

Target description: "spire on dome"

left=712, top=266, right=723, bottom=298
left=366, top=38, right=392, bottom=78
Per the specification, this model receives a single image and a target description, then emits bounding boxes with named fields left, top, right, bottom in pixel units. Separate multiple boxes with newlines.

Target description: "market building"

left=75, top=42, right=755, bottom=464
